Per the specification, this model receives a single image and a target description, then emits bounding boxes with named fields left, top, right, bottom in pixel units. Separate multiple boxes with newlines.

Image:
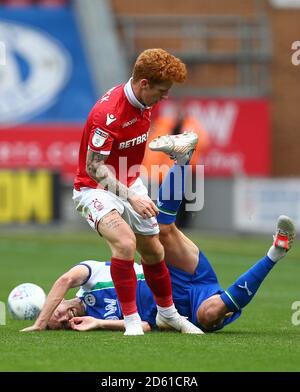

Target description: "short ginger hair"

left=132, top=48, right=187, bottom=85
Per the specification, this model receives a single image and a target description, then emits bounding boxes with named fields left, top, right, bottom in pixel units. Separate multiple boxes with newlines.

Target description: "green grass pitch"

left=1, top=229, right=300, bottom=372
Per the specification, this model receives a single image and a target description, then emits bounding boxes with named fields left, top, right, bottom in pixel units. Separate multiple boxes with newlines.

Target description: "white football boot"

left=149, top=131, right=198, bottom=165
left=156, top=312, right=204, bottom=334
left=273, top=215, right=296, bottom=251
left=124, top=313, right=144, bottom=336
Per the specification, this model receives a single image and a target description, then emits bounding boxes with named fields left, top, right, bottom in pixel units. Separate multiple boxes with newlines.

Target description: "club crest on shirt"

left=83, top=293, right=96, bottom=307
left=92, top=128, right=108, bottom=148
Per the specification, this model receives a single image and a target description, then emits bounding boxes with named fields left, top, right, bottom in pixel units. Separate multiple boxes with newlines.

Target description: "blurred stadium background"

left=1, top=0, right=300, bottom=373
left=1, top=0, right=300, bottom=233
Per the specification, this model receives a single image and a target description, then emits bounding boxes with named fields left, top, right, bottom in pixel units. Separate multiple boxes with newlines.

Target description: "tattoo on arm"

left=86, top=150, right=106, bottom=179
left=86, top=149, right=132, bottom=199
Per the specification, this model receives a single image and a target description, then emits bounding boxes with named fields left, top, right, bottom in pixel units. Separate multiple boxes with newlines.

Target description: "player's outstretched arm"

left=86, top=149, right=158, bottom=218
left=69, top=316, right=151, bottom=332
left=20, top=265, right=89, bottom=332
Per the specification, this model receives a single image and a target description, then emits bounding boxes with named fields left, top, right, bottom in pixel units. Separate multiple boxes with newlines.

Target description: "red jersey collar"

left=124, top=78, right=150, bottom=110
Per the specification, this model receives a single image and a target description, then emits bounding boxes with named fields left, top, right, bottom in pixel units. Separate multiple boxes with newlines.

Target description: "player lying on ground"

left=21, top=133, right=296, bottom=332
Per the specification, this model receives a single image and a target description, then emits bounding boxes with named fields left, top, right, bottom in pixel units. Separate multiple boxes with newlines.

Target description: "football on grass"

left=8, top=283, right=46, bottom=320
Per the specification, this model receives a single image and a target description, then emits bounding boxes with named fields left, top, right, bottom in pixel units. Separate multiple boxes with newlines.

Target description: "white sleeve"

left=75, top=260, right=105, bottom=297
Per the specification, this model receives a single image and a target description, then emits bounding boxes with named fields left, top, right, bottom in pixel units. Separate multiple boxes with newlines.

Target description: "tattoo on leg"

left=104, top=217, right=123, bottom=230
left=99, top=212, right=124, bottom=231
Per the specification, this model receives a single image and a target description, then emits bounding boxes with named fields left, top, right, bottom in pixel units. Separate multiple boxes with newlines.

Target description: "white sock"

left=267, top=245, right=286, bottom=263
left=157, top=304, right=178, bottom=318
left=124, top=312, right=141, bottom=323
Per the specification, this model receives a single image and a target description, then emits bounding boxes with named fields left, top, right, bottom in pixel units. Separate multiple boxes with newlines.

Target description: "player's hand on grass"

left=70, top=316, right=100, bottom=331
left=128, top=193, right=159, bottom=219
left=20, top=324, right=45, bottom=332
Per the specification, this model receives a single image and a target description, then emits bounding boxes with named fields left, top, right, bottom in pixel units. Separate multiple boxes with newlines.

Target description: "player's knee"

left=149, top=243, right=165, bottom=262
left=197, top=297, right=226, bottom=330
left=159, top=223, right=176, bottom=241
left=113, top=236, right=136, bottom=259
left=200, top=309, right=220, bottom=330
left=141, top=238, right=165, bottom=263
left=154, top=242, right=165, bottom=261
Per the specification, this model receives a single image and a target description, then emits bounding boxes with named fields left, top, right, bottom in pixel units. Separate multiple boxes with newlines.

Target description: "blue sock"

left=220, top=256, right=276, bottom=312
left=157, top=164, right=186, bottom=224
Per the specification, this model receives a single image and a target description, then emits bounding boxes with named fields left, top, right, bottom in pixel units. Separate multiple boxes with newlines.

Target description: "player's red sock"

left=142, top=260, right=173, bottom=307
left=110, top=257, right=137, bottom=316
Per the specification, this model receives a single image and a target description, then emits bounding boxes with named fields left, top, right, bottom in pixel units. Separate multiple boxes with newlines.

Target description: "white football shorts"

left=72, top=177, right=159, bottom=235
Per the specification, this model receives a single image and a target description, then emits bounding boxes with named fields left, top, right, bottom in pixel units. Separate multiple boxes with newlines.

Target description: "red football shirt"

left=74, top=80, right=152, bottom=190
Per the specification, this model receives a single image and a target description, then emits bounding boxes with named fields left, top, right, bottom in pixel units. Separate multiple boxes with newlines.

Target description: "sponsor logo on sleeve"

left=92, top=128, right=109, bottom=148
